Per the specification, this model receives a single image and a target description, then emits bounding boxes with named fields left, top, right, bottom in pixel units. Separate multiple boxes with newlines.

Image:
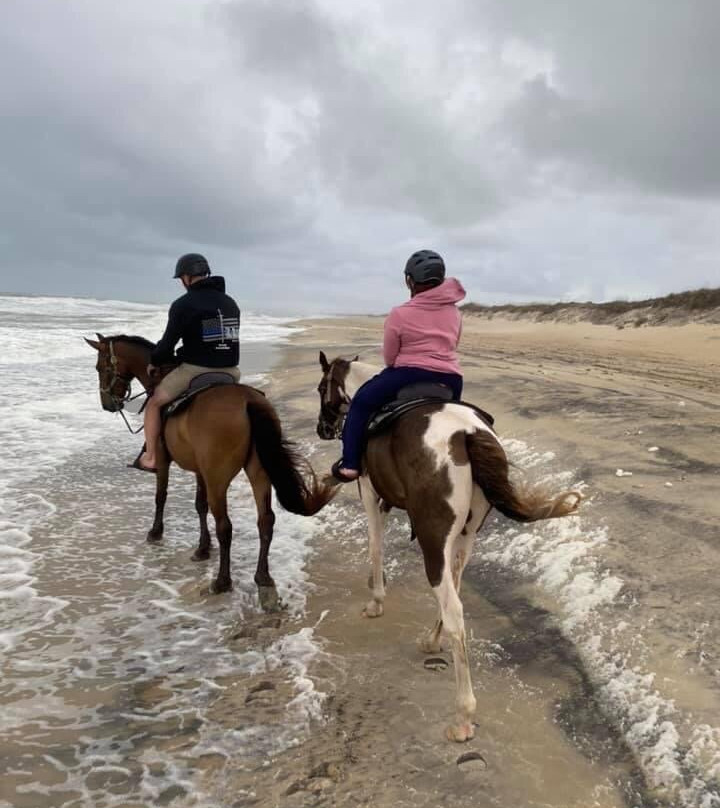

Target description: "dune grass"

left=463, top=287, right=720, bottom=325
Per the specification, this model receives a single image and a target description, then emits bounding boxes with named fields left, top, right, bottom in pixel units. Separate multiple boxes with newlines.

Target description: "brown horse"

left=316, top=352, right=583, bottom=742
left=85, top=333, right=336, bottom=593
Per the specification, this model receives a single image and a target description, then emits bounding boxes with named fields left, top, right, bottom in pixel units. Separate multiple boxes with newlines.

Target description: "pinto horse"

left=85, top=334, right=336, bottom=593
left=316, top=352, right=582, bottom=742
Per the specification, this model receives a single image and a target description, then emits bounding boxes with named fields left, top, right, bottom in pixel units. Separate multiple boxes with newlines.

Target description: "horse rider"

left=330, top=249, right=466, bottom=482
left=132, top=253, right=241, bottom=472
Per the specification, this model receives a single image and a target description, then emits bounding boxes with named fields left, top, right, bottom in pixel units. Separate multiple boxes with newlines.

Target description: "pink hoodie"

left=383, top=277, right=466, bottom=375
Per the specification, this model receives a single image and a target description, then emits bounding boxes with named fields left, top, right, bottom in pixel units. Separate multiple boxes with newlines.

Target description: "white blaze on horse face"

left=323, top=373, right=333, bottom=406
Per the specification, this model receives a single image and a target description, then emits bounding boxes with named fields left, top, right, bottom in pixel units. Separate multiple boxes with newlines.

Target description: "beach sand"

left=205, top=315, right=720, bottom=807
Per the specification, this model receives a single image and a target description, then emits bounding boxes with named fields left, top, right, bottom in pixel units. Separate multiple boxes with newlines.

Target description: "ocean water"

left=0, top=295, right=323, bottom=808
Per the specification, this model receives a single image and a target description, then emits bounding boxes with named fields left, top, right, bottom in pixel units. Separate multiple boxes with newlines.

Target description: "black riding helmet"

left=173, top=253, right=211, bottom=279
left=404, top=249, right=445, bottom=285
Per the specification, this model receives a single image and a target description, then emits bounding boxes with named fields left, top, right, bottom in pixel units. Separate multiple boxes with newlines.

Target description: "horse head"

left=85, top=334, right=154, bottom=412
left=316, top=351, right=359, bottom=440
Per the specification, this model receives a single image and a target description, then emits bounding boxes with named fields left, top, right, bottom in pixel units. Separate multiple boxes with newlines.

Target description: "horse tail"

left=246, top=399, right=337, bottom=516
left=466, top=429, right=582, bottom=522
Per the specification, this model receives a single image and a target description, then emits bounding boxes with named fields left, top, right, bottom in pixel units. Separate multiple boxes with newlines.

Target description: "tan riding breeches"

left=156, top=363, right=241, bottom=400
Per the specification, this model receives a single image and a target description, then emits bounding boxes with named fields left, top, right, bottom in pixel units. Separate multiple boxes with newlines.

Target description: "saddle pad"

left=366, top=398, right=495, bottom=438
left=162, top=374, right=237, bottom=420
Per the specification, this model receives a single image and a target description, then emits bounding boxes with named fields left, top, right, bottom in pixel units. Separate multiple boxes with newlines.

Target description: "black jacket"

left=151, top=276, right=240, bottom=368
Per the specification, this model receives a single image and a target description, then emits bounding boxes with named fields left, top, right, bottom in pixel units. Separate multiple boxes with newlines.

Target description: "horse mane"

left=107, top=334, right=156, bottom=349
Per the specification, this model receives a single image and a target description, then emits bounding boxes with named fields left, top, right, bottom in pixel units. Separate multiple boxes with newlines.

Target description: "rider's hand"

left=146, top=364, right=157, bottom=378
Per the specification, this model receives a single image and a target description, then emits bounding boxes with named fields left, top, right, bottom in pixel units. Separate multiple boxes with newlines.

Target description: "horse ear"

left=319, top=351, right=330, bottom=372
left=95, top=333, right=105, bottom=342
left=85, top=337, right=101, bottom=351
left=351, top=355, right=359, bottom=362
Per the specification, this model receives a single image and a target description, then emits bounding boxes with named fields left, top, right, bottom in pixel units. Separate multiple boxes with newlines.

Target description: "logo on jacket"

left=202, top=310, right=240, bottom=350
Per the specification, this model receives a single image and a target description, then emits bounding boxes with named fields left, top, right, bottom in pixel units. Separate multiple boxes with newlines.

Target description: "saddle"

left=162, top=372, right=238, bottom=420
left=366, top=383, right=495, bottom=438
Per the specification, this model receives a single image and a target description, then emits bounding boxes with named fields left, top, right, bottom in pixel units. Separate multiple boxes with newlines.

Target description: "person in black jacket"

left=133, top=253, right=241, bottom=472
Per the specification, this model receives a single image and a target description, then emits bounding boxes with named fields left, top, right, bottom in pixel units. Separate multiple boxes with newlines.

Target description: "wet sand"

left=223, top=315, right=720, bottom=807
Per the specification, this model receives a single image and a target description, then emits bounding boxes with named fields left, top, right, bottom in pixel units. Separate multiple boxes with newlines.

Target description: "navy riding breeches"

left=341, top=366, right=463, bottom=469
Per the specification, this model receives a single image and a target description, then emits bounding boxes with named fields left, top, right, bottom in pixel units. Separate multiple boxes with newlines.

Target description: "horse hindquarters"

left=366, top=411, right=484, bottom=740
left=420, top=484, right=491, bottom=654
left=175, top=397, right=251, bottom=593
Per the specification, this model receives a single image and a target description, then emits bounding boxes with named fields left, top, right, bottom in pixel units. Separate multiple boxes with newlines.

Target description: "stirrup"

left=127, top=447, right=157, bottom=474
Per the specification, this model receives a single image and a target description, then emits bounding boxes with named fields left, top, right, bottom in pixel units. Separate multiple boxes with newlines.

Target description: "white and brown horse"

left=316, top=352, right=582, bottom=742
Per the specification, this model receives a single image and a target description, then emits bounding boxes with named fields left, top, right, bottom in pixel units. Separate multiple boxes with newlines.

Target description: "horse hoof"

left=210, top=579, right=233, bottom=594
left=191, top=550, right=210, bottom=562
left=362, top=600, right=384, bottom=618
left=446, top=723, right=475, bottom=743
left=146, top=531, right=163, bottom=543
left=423, top=657, right=448, bottom=672
left=257, top=585, right=282, bottom=613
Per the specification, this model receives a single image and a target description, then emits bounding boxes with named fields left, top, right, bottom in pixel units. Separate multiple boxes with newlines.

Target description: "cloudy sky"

left=1, top=0, right=718, bottom=313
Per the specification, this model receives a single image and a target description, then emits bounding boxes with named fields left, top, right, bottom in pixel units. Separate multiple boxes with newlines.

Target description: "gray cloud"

left=0, top=0, right=718, bottom=312
left=482, top=0, right=720, bottom=196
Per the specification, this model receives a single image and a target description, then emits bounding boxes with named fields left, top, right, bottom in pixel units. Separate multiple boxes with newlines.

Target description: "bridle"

left=99, top=339, right=133, bottom=404
left=317, top=362, right=351, bottom=439
left=98, top=338, right=148, bottom=433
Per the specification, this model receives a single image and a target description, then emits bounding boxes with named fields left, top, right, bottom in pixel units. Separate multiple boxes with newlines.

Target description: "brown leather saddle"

left=366, top=382, right=494, bottom=438
left=162, top=373, right=240, bottom=420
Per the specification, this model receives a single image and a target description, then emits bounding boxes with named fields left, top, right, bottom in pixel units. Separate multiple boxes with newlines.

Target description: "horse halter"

left=99, top=339, right=133, bottom=407
left=317, top=362, right=351, bottom=440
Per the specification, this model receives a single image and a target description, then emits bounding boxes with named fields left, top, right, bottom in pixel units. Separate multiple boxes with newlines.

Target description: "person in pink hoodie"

left=331, top=249, right=466, bottom=482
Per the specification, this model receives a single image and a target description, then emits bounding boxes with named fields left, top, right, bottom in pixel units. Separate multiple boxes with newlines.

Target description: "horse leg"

left=420, top=488, right=491, bottom=653
left=359, top=477, right=387, bottom=618
left=436, top=552, right=476, bottom=743
left=191, top=474, right=211, bottom=562
left=146, top=450, right=170, bottom=543
left=208, top=487, right=233, bottom=593
left=417, top=532, right=476, bottom=741
left=414, top=466, right=475, bottom=741
left=245, top=449, right=276, bottom=588
left=419, top=616, right=444, bottom=655
left=452, top=489, right=491, bottom=595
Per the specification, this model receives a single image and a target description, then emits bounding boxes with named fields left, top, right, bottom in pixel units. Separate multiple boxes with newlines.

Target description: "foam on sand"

left=476, top=437, right=720, bottom=806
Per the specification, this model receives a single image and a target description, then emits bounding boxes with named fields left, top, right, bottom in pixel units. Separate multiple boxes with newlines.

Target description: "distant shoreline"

left=3, top=287, right=719, bottom=326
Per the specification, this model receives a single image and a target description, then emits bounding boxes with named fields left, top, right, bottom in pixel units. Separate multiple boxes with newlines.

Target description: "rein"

left=117, top=390, right=149, bottom=434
